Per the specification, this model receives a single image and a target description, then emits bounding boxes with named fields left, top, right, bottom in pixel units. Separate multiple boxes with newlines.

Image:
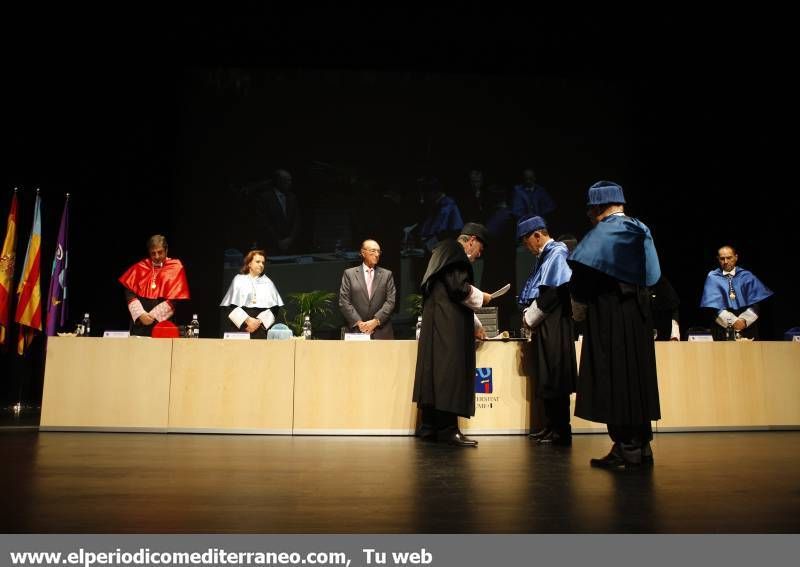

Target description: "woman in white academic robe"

left=220, top=249, right=284, bottom=339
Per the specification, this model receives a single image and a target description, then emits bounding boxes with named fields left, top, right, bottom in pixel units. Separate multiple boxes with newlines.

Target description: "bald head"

left=360, top=239, right=381, bottom=268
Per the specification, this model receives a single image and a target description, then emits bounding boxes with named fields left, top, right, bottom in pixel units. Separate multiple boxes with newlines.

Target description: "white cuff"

left=716, top=310, right=738, bottom=328
left=739, top=308, right=758, bottom=327
left=462, top=285, right=484, bottom=310
left=257, top=310, right=275, bottom=329
left=571, top=299, right=587, bottom=322
left=128, top=299, right=146, bottom=322
left=670, top=320, right=681, bottom=340
left=523, top=300, right=547, bottom=328
left=149, top=301, right=174, bottom=323
left=228, top=307, right=249, bottom=329
left=473, top=313, right=483, bottom=330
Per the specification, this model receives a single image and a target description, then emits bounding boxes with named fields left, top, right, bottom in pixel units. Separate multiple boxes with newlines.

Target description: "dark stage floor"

left=1, top=430, right=798, bottom=533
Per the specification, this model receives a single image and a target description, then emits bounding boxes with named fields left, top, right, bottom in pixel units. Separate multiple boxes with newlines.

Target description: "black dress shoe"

left=415, top=425, right=438, bottom=442
left=441, top=429, right=478, bottom=447
left=641, top=442, right=654, bottom=465
left=528, top=427, right=551, bottom=440
left=590, top=443, right=642, bottom=469
left=417, top=430, right=437, bottom=442
left=538, top=428, right=572, bottom=446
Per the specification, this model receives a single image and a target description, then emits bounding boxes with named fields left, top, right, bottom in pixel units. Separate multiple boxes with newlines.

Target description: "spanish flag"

left=15, top=191, right=42, bottom=355
left=0, top=190, right=19, bottom=346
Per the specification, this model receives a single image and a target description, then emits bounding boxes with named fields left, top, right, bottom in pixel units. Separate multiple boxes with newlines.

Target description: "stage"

left=1, top=430, right=798, bottom=533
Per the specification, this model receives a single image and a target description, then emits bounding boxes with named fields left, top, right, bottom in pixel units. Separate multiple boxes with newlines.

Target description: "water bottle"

left=188, top=314, right=200, bottom=339
left=80, top=313, right=91, bottom=337
left=725, top=323, right=736, bottom=341
left=415, top=316, right=422, bottom=340
left=302, top=315, right=312, bottom=340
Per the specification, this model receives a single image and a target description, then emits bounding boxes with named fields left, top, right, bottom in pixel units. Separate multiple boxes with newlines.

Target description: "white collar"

left=723, top=268, right=736, bottom=277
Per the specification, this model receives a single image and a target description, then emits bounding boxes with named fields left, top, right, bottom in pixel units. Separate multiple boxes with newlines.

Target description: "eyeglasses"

left=362, top=248, right=381, bottom=254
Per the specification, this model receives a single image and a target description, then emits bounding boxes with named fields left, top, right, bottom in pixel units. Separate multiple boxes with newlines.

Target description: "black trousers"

left=420, top=407, right=458, bottom=431
left=608, top=422, right=653, bottom=445
left=543, top=395, right=571, bottom=431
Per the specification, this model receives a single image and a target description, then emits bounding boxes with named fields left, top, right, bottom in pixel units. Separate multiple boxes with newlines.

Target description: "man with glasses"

left=338, top=239, right=397, bottom=339
left=412, top=223, right=492, bottom=447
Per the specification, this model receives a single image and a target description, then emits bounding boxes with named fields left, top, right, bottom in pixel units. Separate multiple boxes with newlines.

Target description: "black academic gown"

left=525, top=284, right=577, bottom=399
left=650, top=276, right=680, bottom=341
left=412, top=240, right=477, bottom=417
left=570, top=263, right=661, bottom=425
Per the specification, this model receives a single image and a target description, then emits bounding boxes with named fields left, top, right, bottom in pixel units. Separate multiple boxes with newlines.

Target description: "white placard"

left=793, top=335, right=800, bottom=343
left=223, top=332, right=251, bottom=340
left=103, top=331, right=130, bottom=338
left=688, top=334, right=714, bottom=342
left=344, top=333, right=371, bottom=341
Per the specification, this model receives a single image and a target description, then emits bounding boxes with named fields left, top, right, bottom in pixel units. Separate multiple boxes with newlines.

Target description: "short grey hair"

left=147, top=234, right=168, bottom=250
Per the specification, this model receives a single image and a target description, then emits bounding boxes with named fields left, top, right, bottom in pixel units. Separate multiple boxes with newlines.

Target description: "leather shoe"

left=538, top=427, right=572, bottom=446
left=590, top=442, right=642, bottom=469
left=441, top=429, right=478, bottom=447
left=528, top=427, right=551, bottom=440
left=415, top=426, right=437, bottom=442
left=641, top=442, right=654, bottom=465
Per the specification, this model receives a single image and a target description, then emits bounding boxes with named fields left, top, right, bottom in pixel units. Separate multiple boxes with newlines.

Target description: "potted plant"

left=406, top=293, right=423, bottom=318
left=285, top=290, right=337, bottom=337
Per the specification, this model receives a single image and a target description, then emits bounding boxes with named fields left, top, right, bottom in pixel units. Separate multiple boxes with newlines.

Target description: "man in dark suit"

left=338, top=239, right=396, bottom=339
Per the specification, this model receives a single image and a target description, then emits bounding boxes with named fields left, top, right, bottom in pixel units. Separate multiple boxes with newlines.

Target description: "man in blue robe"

left=518, top=216, right=577, bottom=446
left=700, top=246, right=773, bottom=340
left=569, top=181, right=661, bottom=468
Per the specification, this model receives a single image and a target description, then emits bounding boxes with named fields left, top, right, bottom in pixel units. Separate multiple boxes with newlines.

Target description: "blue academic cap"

left=587, top=180, right=626, bottom=206
left=516, top=215, right=547, bottom=240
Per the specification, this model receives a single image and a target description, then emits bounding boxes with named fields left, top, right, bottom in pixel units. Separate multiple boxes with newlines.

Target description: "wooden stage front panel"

left=40, top=337, right=800, bottom=434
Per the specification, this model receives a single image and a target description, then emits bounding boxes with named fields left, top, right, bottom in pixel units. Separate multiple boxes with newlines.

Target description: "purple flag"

left=45, top=195, right=69, bottom=336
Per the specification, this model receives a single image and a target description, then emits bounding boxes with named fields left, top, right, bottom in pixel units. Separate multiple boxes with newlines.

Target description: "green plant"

left=406, top=293, right=423, bottom=318
left=285, top=290, right=337, bottom=335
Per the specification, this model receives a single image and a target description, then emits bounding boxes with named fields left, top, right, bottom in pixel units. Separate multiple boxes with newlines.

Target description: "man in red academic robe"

left=118, top=234, right=190, bottom=336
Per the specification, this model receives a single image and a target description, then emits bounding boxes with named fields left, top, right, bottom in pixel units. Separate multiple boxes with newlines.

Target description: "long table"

left=40, top=338, right=800, bottom=434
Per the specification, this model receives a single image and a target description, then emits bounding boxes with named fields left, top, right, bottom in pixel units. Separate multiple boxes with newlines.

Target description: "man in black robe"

left=650, top=276, right=681, bottom=341
left=412, top=223, right=492, bottom=447
left=517, top=216, right=577, bottom=446
left=569, top=181, right=662, bottom=468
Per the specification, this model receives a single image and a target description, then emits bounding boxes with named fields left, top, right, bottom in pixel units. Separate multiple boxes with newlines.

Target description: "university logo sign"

left=475, top=367, right=493, bottom=394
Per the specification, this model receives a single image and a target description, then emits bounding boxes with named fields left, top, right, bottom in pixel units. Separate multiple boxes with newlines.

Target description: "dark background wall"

left=1, top=11, right=794, bottom=405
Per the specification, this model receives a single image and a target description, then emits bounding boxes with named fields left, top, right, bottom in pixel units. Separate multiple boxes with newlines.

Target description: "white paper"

left=490, top=283, right=511, bottom=299
left=483, top=331, right=510, bottom=341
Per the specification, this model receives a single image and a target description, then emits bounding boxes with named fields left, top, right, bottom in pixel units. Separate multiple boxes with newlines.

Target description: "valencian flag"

left=15, top=190, right=42, bottom=355
left=46, top=194, right=69, bottom=336
left=0, top=189, right=19, bottom=346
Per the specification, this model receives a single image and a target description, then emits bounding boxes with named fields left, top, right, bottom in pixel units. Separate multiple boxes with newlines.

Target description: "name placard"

left=688, top=334, right=714, bottom=342
left=103, top=331, right=130, bottom=338
left=223, top=332, right=251, bottom=340
left=344, top=333, right=371, bottom=341
left=794, top=336, right=800, bottom=343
